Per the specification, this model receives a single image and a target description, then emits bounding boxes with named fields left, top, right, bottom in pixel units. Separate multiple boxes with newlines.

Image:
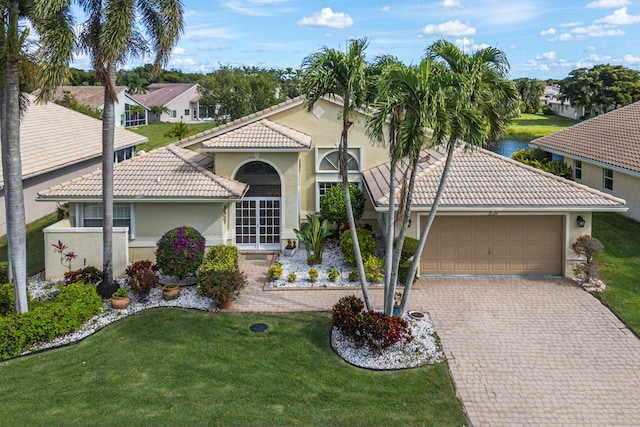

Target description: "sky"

left=72, top=0, right=640, bottom=80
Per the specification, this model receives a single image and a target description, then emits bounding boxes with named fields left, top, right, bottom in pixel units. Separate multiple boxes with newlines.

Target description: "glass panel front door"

left=235, top=197, right=280, bottom=250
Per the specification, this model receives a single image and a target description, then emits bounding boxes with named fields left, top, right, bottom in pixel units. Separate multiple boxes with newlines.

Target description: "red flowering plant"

left=52, top=240, right=77, bottom=271
left=156, top=226, right=206, bottom=279
left=125, top=260, right=159, bottom=294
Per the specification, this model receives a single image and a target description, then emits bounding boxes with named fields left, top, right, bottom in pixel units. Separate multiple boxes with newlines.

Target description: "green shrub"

left=64, top=266, right=104, bottom=286
left=294, top=214, right=332, bottom=265
left=512, top=147, right=573, bottom=179
left=196, top=248, right=241, bottom=299
left=0, top=262, right=8, bottom=284
left=396, top=237, right=419, bottom=263
left=309, top=268, right=319, bottom=283
left=320, top=183, right=365, bottom=226
left=287, top=271, right=297, bottom=282
left=398, top=260, right=417, bottom=284
left=327, top=268, right=339, bottom=282
left=0, top=283, right=16, bottom=316
left=363, top=255, right=384, bottom=283
left=542, top=105, right=553, bottom=115
left=205, top=245, right=239, bottom=269
left=156, top=226, right=206, bottom=279
left=267, top=262, right=283, bottom=280
left=340, top=228, right=376, bottom=266
left=0, top=282, right=102, bottom=360
left=348, top=270, right=359, bottom=282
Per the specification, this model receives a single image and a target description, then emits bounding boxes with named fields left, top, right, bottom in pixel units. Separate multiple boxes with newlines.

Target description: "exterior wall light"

left=576, top=215, right=586, bottom=228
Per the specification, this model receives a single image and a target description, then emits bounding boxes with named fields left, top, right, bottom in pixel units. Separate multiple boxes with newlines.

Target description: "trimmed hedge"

left=197, top=245, right=241, bottom=299
left=205, top=245, right=239, bottom=269
left=340, top=228, right=376, bottom=266
left=0, top=262, right=9, bottom=284
left=0, top=282, right=102, bottom=360
left=156, top=226, right=206, bottom=279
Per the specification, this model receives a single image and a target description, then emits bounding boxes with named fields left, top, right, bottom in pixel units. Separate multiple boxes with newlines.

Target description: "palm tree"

left=77, top=0, right=183, bottom=297
left=396, top=40, right=518, bottom=313
left=1, top=0, right=74, bottom=313
left=300, top=38, right=373, bottom=310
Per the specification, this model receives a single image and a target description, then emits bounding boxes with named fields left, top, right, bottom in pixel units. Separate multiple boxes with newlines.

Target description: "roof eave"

left=200, top=147, right=310, bottom=153
left=36, top=195, right=245, bottom=203
left=371, top=205, right=628, bottom=213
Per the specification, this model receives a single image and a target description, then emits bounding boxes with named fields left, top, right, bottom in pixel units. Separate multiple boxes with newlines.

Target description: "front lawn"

left=0, top=309, right=466, bottom=426
left=130, top=121, right=220, bottom=152
left=593, top=212, right=640, bottom=335
left=505, top=113, right=578, bottom=140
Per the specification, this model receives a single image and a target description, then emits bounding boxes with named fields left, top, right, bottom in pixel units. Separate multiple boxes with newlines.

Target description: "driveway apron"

left=423, top=277, right=640, bottom=426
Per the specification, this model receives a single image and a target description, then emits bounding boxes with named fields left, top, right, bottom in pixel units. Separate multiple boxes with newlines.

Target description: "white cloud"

left=586, top=0, right=630, bottom=8
left=380, top=6, right=391, bottom=12
left=585, top=46, right=596, bottom=52
left=297, top=8, right=354, bottom=29
left=536, top=51, right=557, bottom=61
left=540, top=28, right=556, bottom=36
left=549, top=24, right=625, bottom=41
left=549, top=32, right=574, bottom=41
left=559, top=21, right=583, bottom=27
left=623, top=54, right=640, bottom=64
left=419, top=20, right=476, bottom=37
left=440, top=0, right=462, bottom=8
left=454, top=37, right=489, bottom=52
left=595, top=7, right=640, bottom=24
left=173, top=46, right=188, bottom=55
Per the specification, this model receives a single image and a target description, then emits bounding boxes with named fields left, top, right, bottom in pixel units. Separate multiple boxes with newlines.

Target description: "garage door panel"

left=420, top=215, right=563, bottom=275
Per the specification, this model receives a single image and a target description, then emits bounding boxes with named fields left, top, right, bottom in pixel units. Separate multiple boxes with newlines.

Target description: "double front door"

left=235, top=197, right=281, bottom=250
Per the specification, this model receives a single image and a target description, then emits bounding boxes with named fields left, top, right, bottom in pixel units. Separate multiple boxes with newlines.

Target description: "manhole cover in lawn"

left=249, top=323, right=269, bottom=333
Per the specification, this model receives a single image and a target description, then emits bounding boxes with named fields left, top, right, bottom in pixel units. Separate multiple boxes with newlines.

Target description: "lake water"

left=487, top=139, right=530, bottom=158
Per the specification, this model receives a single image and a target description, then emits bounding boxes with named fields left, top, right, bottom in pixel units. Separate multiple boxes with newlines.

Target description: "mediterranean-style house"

left=131, top=83, right=200, bottom=123
left=47, top=85, right=149, bottom=128
left=531, top=100, right=640, bottom=223
left=37, top=96, right=626, bottom=279
left=0, top=96, right=147, bottom=236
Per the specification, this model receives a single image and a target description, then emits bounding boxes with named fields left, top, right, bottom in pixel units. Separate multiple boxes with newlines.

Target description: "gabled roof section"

left=364, top=147, right=626, bottom=211
left=45, top=85, right=127, bottom=109
left=532, top=101, right=640, bottom=174
left=0, top=97, right=146, bottom=186
left=131, top=83, right=198, bottom=107
left=199, top=119, right=311, bottom=151
left=37, top=145, right=248, bottom=201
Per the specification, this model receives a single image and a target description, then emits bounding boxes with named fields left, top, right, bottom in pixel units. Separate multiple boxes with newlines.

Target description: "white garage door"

left=420, top=215, right=563, bottom=275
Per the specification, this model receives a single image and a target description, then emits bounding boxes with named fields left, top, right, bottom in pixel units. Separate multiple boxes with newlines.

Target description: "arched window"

left=319, top=150, right=359, bottom=172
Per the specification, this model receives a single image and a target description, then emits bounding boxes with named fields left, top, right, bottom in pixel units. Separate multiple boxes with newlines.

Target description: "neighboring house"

left=131, top=83, right=200, bottom=123
left=0, top=96, right=147, bottom=236
left=37, top=96, right=626, bottom=279
left=47, top=85, right=149, bottom=128
left=531, top=101, right=640, bottom=223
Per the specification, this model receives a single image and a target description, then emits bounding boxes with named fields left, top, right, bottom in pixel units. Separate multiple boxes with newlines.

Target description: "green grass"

left=0, top=213, right=59, bottom=276
left=592, top=212, right=640, bottom=335
left=504, top=113, right=578, bottom=140
left=130, top=121, right=220, bottom=152
left=0, top=310, right=466, bottom=426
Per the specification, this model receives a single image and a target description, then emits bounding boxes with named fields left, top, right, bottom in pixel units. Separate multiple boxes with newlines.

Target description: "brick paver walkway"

left=235, top=255, right=640, bottom=426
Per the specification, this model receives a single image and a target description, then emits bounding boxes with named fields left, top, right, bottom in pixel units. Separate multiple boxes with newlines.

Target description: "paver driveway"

left=424, top=277, right=640, bottom=426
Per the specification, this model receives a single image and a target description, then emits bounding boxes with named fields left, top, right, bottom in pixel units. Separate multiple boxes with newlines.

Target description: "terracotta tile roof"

left=0, top=97, right=146, bottom=186
left=364, top=147, right=626, bottom=210
left=532, top=101, right=640, bottom=174
left=131, top=83, right=198, bottom=107
left=199, top=119, right=311, bottom=151
left=46, top=85, right=128, bottom=109
left=37, top=145, right=247, bottom=200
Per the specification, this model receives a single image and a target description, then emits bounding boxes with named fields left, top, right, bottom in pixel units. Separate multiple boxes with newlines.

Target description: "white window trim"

left=603, top=168, right=613, bottom=191
left=314, top=147, right=362, bottom=174
left=77, top=202, right=135, bottom=239
left=574, top=160, right=582, bottom=180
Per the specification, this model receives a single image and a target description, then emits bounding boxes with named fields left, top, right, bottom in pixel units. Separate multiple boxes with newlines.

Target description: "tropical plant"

left=319, top=183, right=365, bottom=227
left=287, top=271, right=297, bottom=283
left=301, top=37, right=373, bottom=309
left=512, top=148, right=573, bottom=179
left=327, top=268, right=340, bottom=282
left=367, top=40, right=518, bottom=314
left=77, top=0, right=184, bottom=298
left=163, top=120, right=190, bottom=139
left=197, top=268, right=247, bottom=303
left=156, top=226, right=205, bottom=279
left=293, top=214, right=332, bottom=265
left=114, top=287, right=129, bottom=298
left=64, top=266, right=104, bottom=286
left=308, top=268, right=319, bottom=283
left=125, top=260, right=159, bottom=294
left=339, top=228, right=376, bottom=266
left=1, top=1, right=75, bottom=313
left=267, top=262, right=283, bottom=281
left=150, top=104, right=170, bottom=119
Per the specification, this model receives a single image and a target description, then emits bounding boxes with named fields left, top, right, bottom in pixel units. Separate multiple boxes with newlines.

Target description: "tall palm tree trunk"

left=3, top=3, right=27, bottom=313
left=398, top=141, right=456, bottom=312
left=98, top=63, right=117, bottom=298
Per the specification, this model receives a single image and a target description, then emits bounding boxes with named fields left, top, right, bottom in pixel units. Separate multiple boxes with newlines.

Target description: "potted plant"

left=197, top=253, right=248, bottom=310
left=284, top=240, right=296, bottom=256
left=393, top=292, right=402, bottom=316
left=162, top=283, right=181, bottom=301
left=111, top=287, right=130, bottom=309
left=126, top=260, right=159, bottom=300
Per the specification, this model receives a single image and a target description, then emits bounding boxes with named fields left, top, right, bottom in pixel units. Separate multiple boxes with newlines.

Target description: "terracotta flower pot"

left=217, top=299, right=233, bottom=309
left=111, top=293, right=131, bottom=309
left=162, top=283, right=181, bottom=301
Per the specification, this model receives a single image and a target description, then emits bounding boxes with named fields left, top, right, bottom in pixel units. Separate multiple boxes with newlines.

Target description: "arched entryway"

left=234, top=161, right=281, bottom=250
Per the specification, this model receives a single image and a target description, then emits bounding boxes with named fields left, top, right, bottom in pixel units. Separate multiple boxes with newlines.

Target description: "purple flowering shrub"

left=156, top=226, right=206, bottom=279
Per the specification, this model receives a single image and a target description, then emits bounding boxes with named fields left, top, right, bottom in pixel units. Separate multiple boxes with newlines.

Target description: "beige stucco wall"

left=43, top=219, right=129, bottom=280
left=570, top=158, right=640, bottom=222
left=401, top=210, right=592, bottom=279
